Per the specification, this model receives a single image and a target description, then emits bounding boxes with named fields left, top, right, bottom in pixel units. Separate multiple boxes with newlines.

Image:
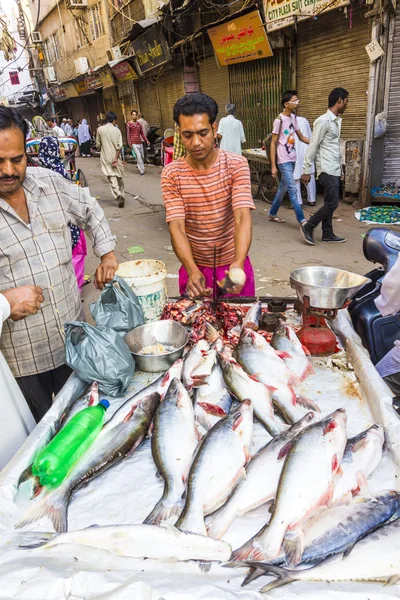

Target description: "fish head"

left=321, top=408, right=348, bottom=465
left=290, top=411, right=316, bottom=435
left=232, top=399, right=253, bottom=445
left=175, top=380, right=192, bottom=410
left=374, top=490, right=400, bottom=513
left=352, top=424, right=385, bottom=475
left=89, top=381, right=99, bottom=406
left=158, top=362, right=183, bottom=399
left=141, top=392, right=161, bottom=417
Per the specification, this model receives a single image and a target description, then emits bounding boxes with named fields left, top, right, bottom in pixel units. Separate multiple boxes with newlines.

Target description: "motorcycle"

left=349, top=228, right=400, bottom=364
left=146, top=126, right=163, bottom=165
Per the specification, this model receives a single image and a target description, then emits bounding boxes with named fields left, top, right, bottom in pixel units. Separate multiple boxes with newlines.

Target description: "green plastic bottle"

left=33, top=400, right=110, bottom=487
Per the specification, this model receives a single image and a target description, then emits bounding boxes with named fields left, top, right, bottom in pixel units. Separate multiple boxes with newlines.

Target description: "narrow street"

left=80, top=155, right=373, bottom=314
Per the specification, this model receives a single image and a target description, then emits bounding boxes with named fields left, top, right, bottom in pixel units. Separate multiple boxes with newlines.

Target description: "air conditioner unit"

left=44, top=66, right=57, bottom=82
left=67, top=0, right=88, bottom=8
left=74, top=56, right=89, bottom=75
left=31, top=31, right=42, bottom=43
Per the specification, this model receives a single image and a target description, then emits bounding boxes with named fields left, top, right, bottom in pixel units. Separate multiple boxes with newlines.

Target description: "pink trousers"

left=179, top=256, right=255, bottom=297
left=72, top=230, right=87, bottom=290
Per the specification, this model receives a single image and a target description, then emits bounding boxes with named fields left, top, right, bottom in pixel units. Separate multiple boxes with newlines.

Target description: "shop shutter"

left=138, top=77, right=162, bottom=128
left=117, top=79, right=139, bottom=120
left=296, top=6, right=370, bottom=140
left=383, top=4, right=400, bottom=184
left=156, top=69, right=185, bottom=131
left=228, top=50, right=291, bottom=148
left=199, top=56, right=230, bottom=123
left=103, top=86, right=126, bottom=142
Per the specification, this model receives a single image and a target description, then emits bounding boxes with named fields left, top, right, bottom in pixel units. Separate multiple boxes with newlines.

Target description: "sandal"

left=268, top=215, right=285, bottom=223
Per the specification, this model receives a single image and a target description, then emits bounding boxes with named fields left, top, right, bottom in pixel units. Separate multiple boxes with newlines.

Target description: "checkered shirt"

left=0, top=167, right=116, bottom=378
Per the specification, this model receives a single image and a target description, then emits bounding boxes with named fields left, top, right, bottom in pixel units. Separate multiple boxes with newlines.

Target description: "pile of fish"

left=14, top=301, right=400, bottom=592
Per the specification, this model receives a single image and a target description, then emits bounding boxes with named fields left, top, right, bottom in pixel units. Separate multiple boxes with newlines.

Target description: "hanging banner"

left=207, top=10, right=273, bottom=66
left=263, top=0, right=350, bottom=32
left=110, top=60, right=138, bottom=82
left=86, top=75, right=102, bottom=90
left=99, top=68, right=115, bottom=89
left=131, top=23, right=171, bottom=74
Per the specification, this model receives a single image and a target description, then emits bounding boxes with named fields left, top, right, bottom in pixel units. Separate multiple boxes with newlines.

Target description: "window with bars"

left=44, top=33, right=61, bottom=64
left=88, top=2, right=105, bottom=41
left=73, top=15, right=88, bottom=48
left=9, top=71, right=20, bottom=85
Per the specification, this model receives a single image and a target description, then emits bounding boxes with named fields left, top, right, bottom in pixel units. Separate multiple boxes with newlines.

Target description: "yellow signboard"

left=264, top=0, right=350, bottom=31
left=208, top=11, right=273, bottom=67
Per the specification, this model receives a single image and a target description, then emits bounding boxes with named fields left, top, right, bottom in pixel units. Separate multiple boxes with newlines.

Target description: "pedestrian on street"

left=0, top=106, right=117, bottom=422
left=293, top=115, right=316, bottom=207
left=268, top=91, right=310, bottom=228
left=64, top=118, right=73, bottom=137
left=127, top=109, right=149, bottom=176
left=217, top=103, right=246, bottom=155
left=96, top=111, right=125, bottom=208
left=301, top=87, right=349, bottom=245
left=138, top=113, right=150, bottom=163
left=162, top=92, right=255, bottom=298
left=78, top=118, right=92, bottom=157
left=43, top=114, right=64, bottom=138
left=61, top=118, right=67, bottom=133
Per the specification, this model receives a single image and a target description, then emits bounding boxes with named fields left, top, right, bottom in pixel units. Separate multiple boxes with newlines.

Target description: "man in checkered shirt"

left=0, top=107, right=118, bottom=422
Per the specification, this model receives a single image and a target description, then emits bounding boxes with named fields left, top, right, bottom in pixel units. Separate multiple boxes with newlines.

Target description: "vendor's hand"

left=112, top=159, right=118, bottom=167
left=271, top=167, right=278, bottom=179
left=225, top=260, right=246, bottom=295
left=302, top=173, right=311, bottom=184
left=3, top=285, right=44, bottom=321
left=186, top=269, right=212, bottom=299
left=95, top=251, right=118, bottom=290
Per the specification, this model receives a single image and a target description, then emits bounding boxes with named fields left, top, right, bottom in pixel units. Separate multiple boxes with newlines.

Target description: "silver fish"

left=182, top=340, right=215, bottom=389
left=144, top=379, right=199, bottom=525
left=206, top=412, right=315, bottom=540
left=242, top=301, right=262, bottom=330
left=15, top=391, right=160, bottom=533
left=218, top=347, right=287, bottom=436
left=231, top=409, right=347, bottom=562
left=259, top=514, right=400, bottom=592
left=20, top=523, right=232, bottom=563
left=193, top=363, right=233, bottom=435
left=175, top=399, right=253, bottom=536
left=332, top=424, right=384, bottom=505
left=235, top=329, right=319, bottom=423
left=271, top=320, right=314, bottom=382
left=228, top=490, right=400, bottom=584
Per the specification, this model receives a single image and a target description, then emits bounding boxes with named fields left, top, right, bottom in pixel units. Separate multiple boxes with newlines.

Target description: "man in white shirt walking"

left=217, top=103, right=246, bottom=155
left=301, top=87, right=349, bottom=245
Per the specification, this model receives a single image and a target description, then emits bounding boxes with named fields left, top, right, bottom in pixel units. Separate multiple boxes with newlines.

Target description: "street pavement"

left=78, top=156, right=373, bottom=318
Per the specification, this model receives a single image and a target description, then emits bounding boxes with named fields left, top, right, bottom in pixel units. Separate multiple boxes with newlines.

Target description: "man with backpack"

left=267, top=90, right=310, bottom=228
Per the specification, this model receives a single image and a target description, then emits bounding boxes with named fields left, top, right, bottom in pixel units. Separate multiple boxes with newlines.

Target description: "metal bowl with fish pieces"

left=124, top=320, right=189, bottom=372
left=290, top=266, right=371, bottom=310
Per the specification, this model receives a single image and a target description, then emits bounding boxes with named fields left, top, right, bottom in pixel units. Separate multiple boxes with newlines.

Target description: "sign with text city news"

left=208, top=10, right=272, bottom=66
left=132, top=24, right=171, bottom=75
left=264, top=0, right=350, bottom=31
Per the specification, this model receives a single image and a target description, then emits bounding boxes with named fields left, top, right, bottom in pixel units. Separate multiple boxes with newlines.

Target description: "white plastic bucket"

left=116, top=260, right=167, bottom=323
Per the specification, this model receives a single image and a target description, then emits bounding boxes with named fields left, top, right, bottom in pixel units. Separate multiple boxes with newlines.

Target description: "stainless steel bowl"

left=124, top=320, right=189, bottom=372
left=290, top=266, right=371, bottom=310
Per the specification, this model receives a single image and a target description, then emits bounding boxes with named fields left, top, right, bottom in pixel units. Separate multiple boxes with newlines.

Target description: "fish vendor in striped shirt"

left=161, top=93, right=255, bottom=298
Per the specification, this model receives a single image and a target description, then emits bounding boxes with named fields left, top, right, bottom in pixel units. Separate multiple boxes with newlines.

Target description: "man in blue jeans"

left=300, top=87, right=349, bottom=245
left=268, top=90, right=310, bottom=228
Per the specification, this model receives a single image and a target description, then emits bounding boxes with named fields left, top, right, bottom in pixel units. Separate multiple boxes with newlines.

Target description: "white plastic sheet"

left=0, top=312, right=399, bottom=600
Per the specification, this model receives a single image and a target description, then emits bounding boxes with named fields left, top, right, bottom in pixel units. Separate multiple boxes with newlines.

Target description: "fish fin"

left=230, top=541, right=257, bottom=562
left=295, top=393, right=321, bottom=413
left=301, top=344, right=311, bottom=356
left=268, top=501, right=275, bottom=514
left=232, top=466, right=246, bottom=487
left=198, top=561, right=212, bottom=573
left=275, top=350, right=293, bottom=360
left=15, top=494, right=68, bottom=533
left=18, top=532, right=56, bottom=550
left=259, top=565, right=298, bottom=593
left=244, top=445, right=251, bottom=464
left=342, top=540, right=358, bottom=559
left=89, top=381, right=99, bottom=405
left=242, top=567, right=269, bottom=587
left=204, top=323, right=220, bottom=345
left=17, top=464, right=33, bottom=488
left=384, top=575, right=400, bottom=587
left=197, top=402, right=227, bottom=417
left=282, top=528, right=305, bottom=567
left=143, top=496, right=185, bottom=526
left=278, top=440, right=295, bottom=460
left=31, top=481, right=44, bottom=499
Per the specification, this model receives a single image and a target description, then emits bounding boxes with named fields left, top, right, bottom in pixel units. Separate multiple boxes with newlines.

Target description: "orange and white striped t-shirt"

left=161, top=150, right=255, bottom=268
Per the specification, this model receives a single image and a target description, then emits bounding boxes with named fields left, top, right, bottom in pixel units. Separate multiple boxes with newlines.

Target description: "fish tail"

left=282, top=527, right=305, bottom=567
left=143, top=495, right=185, bottom=525
left=230, top=539, right=259, bottom=561
left=259, top=564, right=298, bottom=593
left=15, top=490, right=69, bottom=533
left=206, top=504, right=236, bottom=540
left=198, top=561, right=212, bottom=573
left=18, top=532, right=56, bottom=550
left=175, top=503, right=207, bottom=537
left=242, top=566, right=270, bottom=587
left=17, top=464, right=33, bottom=488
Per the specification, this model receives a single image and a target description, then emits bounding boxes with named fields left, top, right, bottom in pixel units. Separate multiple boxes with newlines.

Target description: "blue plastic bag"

left=90, top=275, right=144, bottom=335
left=65, top=321, right=135, bottom=397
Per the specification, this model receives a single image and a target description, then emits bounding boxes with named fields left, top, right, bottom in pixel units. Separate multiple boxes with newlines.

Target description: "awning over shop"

left=263, top=0, right=350, bottom=32
left=48, top=82, right=79, bottom=102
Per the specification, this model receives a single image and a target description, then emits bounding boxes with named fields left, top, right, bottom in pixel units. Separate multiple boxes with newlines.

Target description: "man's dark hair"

left=328, top=87, right=349, bottom=108
left=173, top=93, right=218, bottom=125
left=43, top=113, right=53, bottom=122
left=0, top=107, right=28, bottom=146
left=105, top=111, right=117, bottom=123
left=225, top=103, right=235, bottom=116
left=281, top=90, right=297, bottom=107
left=131, top=109, right=138, bottom=115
